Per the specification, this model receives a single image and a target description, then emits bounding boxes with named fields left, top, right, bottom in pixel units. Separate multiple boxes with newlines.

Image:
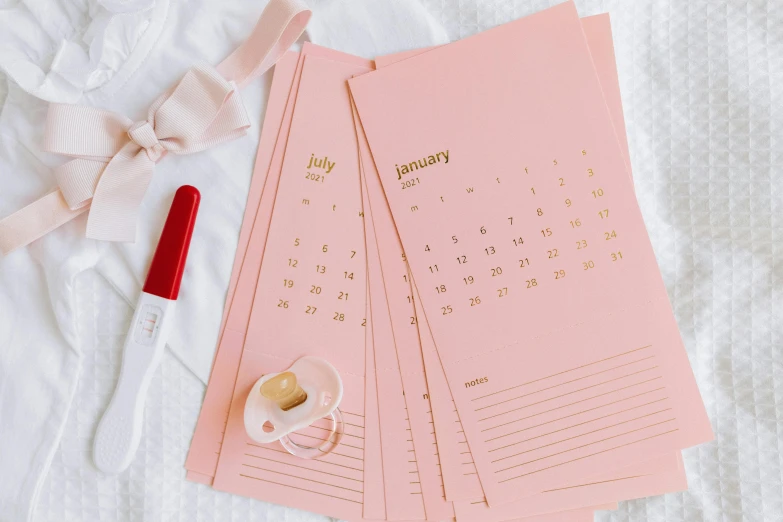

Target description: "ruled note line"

left=474, top=356, right=656, bottom=412
left=241, top=464, right=363, bottom=493
left=243, top=453, right=363, bottom=482
left=287, top=431, right=363, bottom=451
left=543, top=475, right=650, bottom=492
left=497, top=429, right=678, bottom=483
left=252, top=437, right=362, bottom=461
left=481, top=381, right=665, bottom=433
left=469, top=473, right=652, bottom=505
left=478, top=368, right=660, bottom=422
left=308, top=424, right=365, bottom=440
left=471, top=345, right=653, bottom=402
left=246, top=443, right=363, bottom=472
left=495, top=421, right=677, bottom=474
left=488, top=404, right=672, bottom=453
left=485, top=394, right=668, bottom=443
left=239, top=474, right=363, bottom=504
left=490, top=410, right=675, bottom=463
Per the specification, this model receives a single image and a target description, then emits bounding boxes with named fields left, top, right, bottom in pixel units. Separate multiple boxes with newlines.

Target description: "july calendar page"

left=350, top=0, right=713, bottom=507
left=212, top=54, right=372, bottom=521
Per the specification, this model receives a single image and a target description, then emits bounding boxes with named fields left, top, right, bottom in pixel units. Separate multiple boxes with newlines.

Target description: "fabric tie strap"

left=0, top=0, right=310, bottom=255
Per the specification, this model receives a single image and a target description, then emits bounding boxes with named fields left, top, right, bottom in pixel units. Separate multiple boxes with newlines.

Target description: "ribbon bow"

left=0, top=0, right=311, bottom=255
left=44, top=66, right=249, bottom=242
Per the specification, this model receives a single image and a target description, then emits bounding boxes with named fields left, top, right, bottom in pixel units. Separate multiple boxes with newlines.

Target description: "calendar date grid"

left=274, top=225, right=366, bottom=327
left=410, top=149, right=627, bottom=316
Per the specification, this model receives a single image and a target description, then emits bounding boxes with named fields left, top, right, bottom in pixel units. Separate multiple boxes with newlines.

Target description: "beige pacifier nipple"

left=260, top=372, right=308, bottom=411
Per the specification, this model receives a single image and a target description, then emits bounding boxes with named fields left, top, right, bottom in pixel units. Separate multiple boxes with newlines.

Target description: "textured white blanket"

left=10, top=0, right=783, bottom=521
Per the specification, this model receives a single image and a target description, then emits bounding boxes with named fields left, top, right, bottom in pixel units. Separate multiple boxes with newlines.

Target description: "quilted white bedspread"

left=30, top=0, right=783, bottom=521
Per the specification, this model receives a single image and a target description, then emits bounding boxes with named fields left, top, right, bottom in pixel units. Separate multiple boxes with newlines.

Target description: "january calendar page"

left=350, top=0, right=712, bottom=506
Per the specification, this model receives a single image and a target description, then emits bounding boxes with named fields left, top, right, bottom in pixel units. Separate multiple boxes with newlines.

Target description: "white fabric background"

left=12, top=0, right=783, bottom=521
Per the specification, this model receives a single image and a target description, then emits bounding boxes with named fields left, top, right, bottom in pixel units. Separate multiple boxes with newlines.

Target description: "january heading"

left=395, top=150, right=449, bottom=179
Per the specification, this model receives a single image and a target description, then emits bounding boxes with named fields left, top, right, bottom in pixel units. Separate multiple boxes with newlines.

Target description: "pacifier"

left=244, top=356, right=344, bottom=459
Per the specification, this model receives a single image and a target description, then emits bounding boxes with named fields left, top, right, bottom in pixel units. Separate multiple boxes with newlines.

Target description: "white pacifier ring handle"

left=279, top=408, right=344, bottom=459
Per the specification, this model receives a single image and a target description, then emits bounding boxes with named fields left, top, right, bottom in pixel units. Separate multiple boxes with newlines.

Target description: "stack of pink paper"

left=185, top=3, right=714, bottom=521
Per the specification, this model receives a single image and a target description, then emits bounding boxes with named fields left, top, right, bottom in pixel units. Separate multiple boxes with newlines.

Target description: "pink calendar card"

left=363, top=282, right=387, bottom=520
left=374, top=44, right=479, bottom=506
left=211, top=54, right=373, bottom=521
left=356, top=96, right=387, bottom=522
left=371, top=16, right=687, bottom=515
left=362, top=92, right=623, bottom=522
left=350, top=0, right=712, bottom=506
left=185, top=44, right=378, bottom=490
left=186, top=50, right=298, bottom=482
left=359, top=18, right=685, bottom=522
left=360, top=93, right=686, bottom=521
left=357, top=108, right=442, bottom=521
left=357, top=112, right=428, bottom=520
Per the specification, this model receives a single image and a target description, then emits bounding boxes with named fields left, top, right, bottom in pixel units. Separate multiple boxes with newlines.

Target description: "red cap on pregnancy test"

left=142, top=185, right=200, bottom=300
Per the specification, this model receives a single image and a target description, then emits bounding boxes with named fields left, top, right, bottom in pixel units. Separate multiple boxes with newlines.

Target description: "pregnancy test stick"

left=94, top=185, right=200, bottom=474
